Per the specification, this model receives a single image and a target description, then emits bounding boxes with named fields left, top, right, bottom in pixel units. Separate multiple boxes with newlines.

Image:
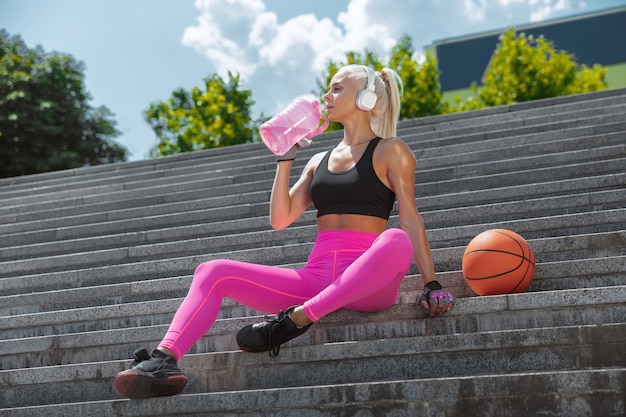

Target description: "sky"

left=1, top=0, right=624, bottom=161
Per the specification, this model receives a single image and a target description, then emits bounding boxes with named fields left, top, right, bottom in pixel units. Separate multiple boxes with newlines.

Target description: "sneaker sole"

left=113, top=371, right=188, bottom=399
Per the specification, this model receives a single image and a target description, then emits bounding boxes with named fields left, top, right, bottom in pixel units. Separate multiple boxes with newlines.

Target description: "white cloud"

left=496, top=0, right=574, bottom=22
left=182, top=0, right=267, bottom=79
left=529, top=0, right=572, bottom=22
left=253, top=14, right=341, bottom=71
left=182, top=0, right=399, bottom=116
left=463, top=0, right=488, bottom=22
left=498, top=0, right=526, bottom=6
left=181, top=0, right=598, bottom=117
left=337, top=0, right=397, bottom=52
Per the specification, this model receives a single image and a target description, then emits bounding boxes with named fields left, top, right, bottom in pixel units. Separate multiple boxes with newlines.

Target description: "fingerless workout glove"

left=418, top=280, right=454, bottom=306
left=276, top=144, right=299, bottom=162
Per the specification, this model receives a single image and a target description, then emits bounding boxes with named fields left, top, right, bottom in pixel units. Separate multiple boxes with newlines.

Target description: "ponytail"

left=340, top=64, right=403, bottom=138
left=369, top=67, right=402, bottom=138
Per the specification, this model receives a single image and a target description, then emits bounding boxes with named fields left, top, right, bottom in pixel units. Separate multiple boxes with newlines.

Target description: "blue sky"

left=1, top=0, right=624, bottom=161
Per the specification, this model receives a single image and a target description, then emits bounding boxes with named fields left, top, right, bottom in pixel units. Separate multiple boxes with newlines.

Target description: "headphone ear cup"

left=356, top=89, right=377, bottom=111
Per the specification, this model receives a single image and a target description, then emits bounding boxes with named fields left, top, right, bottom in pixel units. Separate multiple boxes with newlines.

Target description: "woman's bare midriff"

left=316, top=213, right=388, bottom=234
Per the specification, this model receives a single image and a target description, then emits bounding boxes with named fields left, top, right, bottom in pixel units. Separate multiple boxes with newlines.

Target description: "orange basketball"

left=462, top=229, right=536, bottom=296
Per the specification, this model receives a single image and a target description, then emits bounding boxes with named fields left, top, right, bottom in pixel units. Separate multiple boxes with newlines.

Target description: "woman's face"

left=323, top=68, right=362, bottom=122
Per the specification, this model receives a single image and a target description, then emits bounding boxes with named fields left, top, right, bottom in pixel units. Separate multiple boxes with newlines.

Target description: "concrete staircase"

left=1, top=88, right=625, bottom=416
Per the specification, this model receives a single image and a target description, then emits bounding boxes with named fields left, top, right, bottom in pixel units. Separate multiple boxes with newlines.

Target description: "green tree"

left=388, top=35, right=446, bottom=118
left=146, top=71, right=257, bottom=157
left=451, top=27, right=607, bottom=111
left=316, top=34, right=445, bottom=132
left=0, top=30, right=127, bottom=178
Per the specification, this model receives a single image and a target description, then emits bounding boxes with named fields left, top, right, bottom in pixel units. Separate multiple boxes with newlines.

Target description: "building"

left=427, top=6, right=626, bottom=102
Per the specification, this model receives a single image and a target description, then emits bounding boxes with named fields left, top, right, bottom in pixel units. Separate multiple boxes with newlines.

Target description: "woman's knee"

left=383, top=228, right=411, bottom=244
left=379, top=229, right=413, bottom=257
left=192, top=259, right=234, bottom=290
left=194, top=259, right=238, bottom=275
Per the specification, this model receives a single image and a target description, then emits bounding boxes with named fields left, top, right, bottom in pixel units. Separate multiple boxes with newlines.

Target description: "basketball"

left=462, top=229, right=536, bottom=296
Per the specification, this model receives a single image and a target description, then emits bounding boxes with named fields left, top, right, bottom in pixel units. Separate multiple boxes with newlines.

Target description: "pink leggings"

left=159, top=228, right=413, bottom=360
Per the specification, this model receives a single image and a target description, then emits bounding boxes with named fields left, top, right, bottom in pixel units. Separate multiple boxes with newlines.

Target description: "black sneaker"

left=113, top=348, right=188, bottom=399
left=236, top=307, right=312, bottom=357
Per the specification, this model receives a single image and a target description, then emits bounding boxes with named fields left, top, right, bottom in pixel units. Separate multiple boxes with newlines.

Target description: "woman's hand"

left=418, top=280, right=454, bottom=316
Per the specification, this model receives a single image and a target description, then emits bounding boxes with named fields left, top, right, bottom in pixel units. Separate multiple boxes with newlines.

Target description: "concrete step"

left=401, top=86, right=626, bottom=134
left=2, top=367, right=623, bottom=417
left=1, top=107, right=624, bottom=214
left=2, top=169, right=623, bottom=251
left=0, top=88, right=624, bottom=415
left=1, top=145, right=623, bottom=249
left=0, top=207, right=623, bottom=298
left=3, top=123, right=623, bottom=230
left=0, top=311, right=623, bottom=408
left=2, top=187, right=623, bottom=264
left=415, top=130, right=625, bottom=169
left=1, top=278, right=624, bottom=369
left=1, top=200, right=624, bottom=280
left=1, top=245, right=623, bottom=320
left=4, top=220, right=603, bottom=308
left=0, top=88, right=623, bottom=195
left=404, top=100, right=626, bottom=140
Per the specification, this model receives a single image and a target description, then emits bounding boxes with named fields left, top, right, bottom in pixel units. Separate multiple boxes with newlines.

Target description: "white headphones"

left=355, top=66, right=377, bottom=111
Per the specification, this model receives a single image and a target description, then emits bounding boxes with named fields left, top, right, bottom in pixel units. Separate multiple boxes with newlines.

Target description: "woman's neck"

left=340, top=121, right=376, bottom=147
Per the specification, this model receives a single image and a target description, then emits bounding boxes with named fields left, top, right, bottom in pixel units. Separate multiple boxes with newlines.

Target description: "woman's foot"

left=236, top=306, right=312, bottom=357
left=113, top=348, right=188, bottom=399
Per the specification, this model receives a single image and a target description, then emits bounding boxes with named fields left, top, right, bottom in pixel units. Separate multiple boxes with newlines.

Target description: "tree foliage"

left=388, top=35, right=447, bottom=118
left=142, top=28, right=609, bottom=158
left=451, top=27, right=608, bottom=111
left=316, top=34, right=446, bottom=132
left=145, top=72, right=257, bottom=157
left=0, top=30, right=127, bottom=178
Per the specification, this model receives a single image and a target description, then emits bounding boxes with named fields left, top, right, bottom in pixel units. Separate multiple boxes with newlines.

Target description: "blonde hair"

left=342, top=64, right=403, bottom=138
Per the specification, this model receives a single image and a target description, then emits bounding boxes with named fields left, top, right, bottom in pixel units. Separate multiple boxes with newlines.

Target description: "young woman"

left=113, top=64, right=454, bottom=399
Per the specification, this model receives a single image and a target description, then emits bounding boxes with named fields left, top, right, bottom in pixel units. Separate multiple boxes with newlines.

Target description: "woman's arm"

left=381, top=138, right=453, bottom=316
left=382, top=139, right=436, bottom=282
left=269, top=153, right=324, bottom=229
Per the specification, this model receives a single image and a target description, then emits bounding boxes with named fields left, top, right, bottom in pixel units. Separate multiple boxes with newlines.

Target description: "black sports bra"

left=310, top=137, right=396, bottom=220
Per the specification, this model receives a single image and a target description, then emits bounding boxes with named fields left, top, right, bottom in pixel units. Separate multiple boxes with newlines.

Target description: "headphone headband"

left=364, top=66, right=375, bottom=92
left=356, top=66, right=377, bottom=111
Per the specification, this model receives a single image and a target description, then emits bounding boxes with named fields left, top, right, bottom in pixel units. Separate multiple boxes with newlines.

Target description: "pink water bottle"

left=259, top=98, right=329, bottom=156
